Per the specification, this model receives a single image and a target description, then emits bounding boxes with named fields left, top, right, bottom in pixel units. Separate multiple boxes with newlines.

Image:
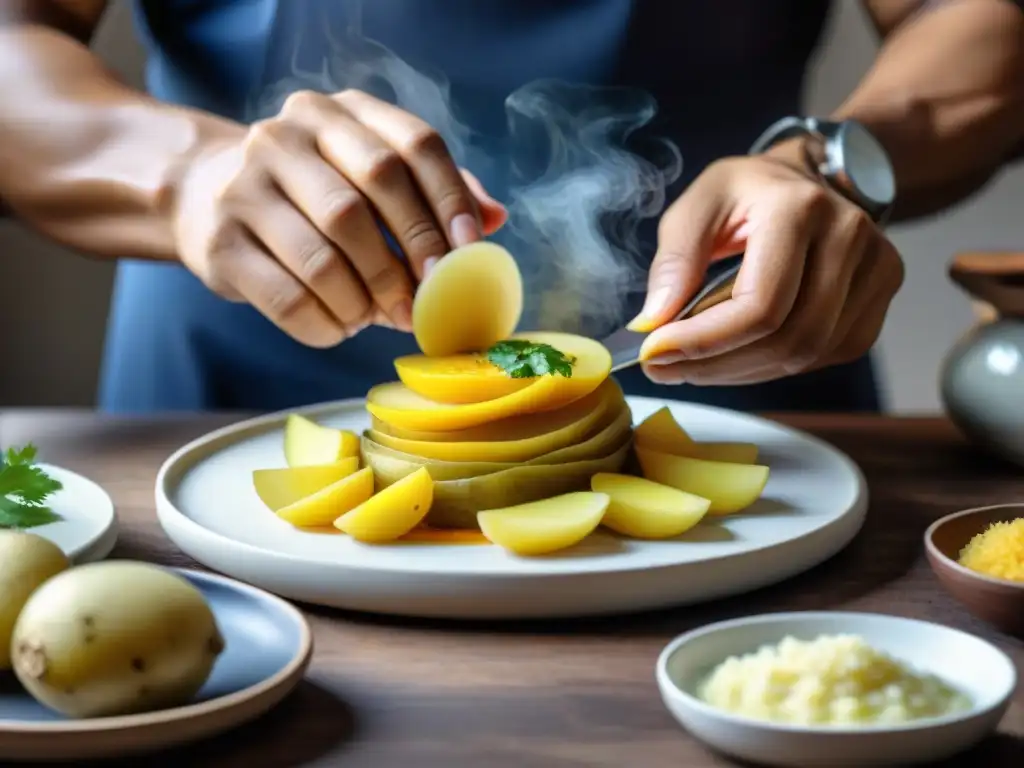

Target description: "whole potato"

left=0, top=531, right=70, bottom=671
left=10, top=561, right=225, bottom=719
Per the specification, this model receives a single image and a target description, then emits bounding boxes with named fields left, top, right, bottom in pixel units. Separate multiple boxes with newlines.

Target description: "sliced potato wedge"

left=253, top=458, right=359, bottom=511
left=635, top=447, right=769, bottom=515
left=284, top=414, right=359, bottom=467
left=591, top=472, right=710, bottom=539
left=477, top=492, right=610, bottom=556
left=334, top=467, right=433, bottom=543
left=635, top=406, right=758, bottom=464
left=276, top=467, right=374, bottom=528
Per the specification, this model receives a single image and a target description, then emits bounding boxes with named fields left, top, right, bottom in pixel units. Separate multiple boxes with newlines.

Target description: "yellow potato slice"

left=590, top=472, right=710, bottom=539
left=276, top=467, right=374, bottom=528
left=367, top=333, right=612, bottom=432
left=253, top=458, right=359, bottom=511
left=394, top=353, right=533, bottom=404
left=635, top=447, right=769, bottom=515
left=477, top=492, right=610, bottom=556
left=284, top=414, right=360, bottom=467
left=635, top=407, right=759, bottom=464
left=367, top=379, right=620, bottom=463
left=334, top=467, right=433, bottom=543
left=361, top=399, right=633, bottom=482
left=412, top=241, right=523, bottom=357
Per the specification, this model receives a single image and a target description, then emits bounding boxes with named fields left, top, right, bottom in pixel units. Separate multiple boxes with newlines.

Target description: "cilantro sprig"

left=0, top=444, right=63, bottom=530
left=486, top=339, right=576, bottom=379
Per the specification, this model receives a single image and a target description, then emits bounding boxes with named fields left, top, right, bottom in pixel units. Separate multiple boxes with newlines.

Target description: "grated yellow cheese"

left=958, top=518, right=1024, bottom=582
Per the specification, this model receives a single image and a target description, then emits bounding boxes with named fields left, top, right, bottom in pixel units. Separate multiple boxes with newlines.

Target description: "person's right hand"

left=172, top=89, right=507, bottom=347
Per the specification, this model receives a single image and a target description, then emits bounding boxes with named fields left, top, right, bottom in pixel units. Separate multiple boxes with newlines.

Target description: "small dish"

left=656, top=611, right=1015, bottom=767
left=925, top=503, right=1024, bottom=636
left=29, top=463, right=118, bottom=564
left=0, top=568, right=312, bottom=762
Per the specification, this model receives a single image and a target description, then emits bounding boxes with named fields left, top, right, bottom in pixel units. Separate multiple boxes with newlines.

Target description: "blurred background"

left=0, top=1, right=1018, bottom=413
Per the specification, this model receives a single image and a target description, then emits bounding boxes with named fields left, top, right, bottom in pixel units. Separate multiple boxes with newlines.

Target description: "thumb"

left=626, top=191, right=726, bottom=333
left=460, top=169, right=508, bottom=235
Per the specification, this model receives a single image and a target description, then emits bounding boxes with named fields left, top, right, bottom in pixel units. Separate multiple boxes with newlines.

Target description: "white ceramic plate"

left=656, top=611, right=1017, bottom=767
left=23, top=464, right=118, bottom=564
left=155, top=396, right=868, bottom=620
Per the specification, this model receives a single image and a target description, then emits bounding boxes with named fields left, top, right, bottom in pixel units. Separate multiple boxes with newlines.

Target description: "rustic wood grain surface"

left=1, top=409, right=1023, bottom=767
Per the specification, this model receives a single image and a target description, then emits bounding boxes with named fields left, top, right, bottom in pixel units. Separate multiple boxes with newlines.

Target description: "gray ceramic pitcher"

left=940, top=252, right=1024, bottom=468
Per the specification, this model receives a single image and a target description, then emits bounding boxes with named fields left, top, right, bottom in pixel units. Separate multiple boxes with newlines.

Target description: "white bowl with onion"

left=656, top=611, right=1016, bottom=767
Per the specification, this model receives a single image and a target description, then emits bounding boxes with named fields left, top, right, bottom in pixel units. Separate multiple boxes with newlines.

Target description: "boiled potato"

left=591, top=473, right=710, bottom=539
left=361, top=400, right=633, bottom=483
left=252, top=458, right=359, bottom=511
left=415, top=437, right=631, bottom=529
left=366, top=333, right=612, bottom=432
left=635, top=447, right=769, bottom=515
left=11, top=562, right=224, bottom=719
left=276, top=467, right=374, bottom=528
left=284, top=414, right=359, bottom=467
left=367, top=379, right=620, bottom=463
left=635, top=407, right=759, bottom=464
left=334, top=467, right=433, bottom=542
left=412, top=241, right=523, bottom=357
left=477, top=492, right=610, bottom=556
left=394, top=353, right=533, bottom=404
left=0, top=531, right=70, bottom=671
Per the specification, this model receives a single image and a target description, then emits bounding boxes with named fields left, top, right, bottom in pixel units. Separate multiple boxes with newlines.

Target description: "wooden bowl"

left=925, top=504, right=1024, bottom=637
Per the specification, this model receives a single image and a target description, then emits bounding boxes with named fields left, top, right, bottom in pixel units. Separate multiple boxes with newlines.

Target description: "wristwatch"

left=749, top=117, right=896, bottom=224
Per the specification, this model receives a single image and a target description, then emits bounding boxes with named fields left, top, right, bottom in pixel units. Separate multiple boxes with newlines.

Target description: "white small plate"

left=656, top=611, right=1016, bottom=767
left=24, top=464, right=118, bottom=564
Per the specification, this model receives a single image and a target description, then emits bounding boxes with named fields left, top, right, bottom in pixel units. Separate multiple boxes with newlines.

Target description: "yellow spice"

left=958, top=518, right=1024, bottom=582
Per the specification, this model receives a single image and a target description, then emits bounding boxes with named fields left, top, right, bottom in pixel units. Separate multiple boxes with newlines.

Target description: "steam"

left=246, top=3, right=682, bottom=336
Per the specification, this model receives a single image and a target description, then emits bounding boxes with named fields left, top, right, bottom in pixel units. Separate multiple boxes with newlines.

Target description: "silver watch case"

left=750, top=117, right=896, bottom=224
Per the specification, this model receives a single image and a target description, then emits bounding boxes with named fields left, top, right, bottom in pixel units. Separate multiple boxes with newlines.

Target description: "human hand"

left=172, top=90, right=507, bottom=347
left=629, top=147, right=904, bottom=385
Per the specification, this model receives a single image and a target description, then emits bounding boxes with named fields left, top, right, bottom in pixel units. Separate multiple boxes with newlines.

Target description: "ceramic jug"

left=940, top=252, right=1024, bottom=468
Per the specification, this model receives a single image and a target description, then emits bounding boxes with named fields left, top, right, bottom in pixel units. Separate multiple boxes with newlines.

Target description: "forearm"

left=836, top=0, right=1024, bottom=220
left=0, top=23, right=242, bottom=259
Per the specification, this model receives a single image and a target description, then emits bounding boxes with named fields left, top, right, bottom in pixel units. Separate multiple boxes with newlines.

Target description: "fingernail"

left=392, top=298, right=413, bottom=331
left=647, top=350, right=689, bottom=366
left=423, top=257, right=439, bottom=278
left=449, top=213, right=481, bottom=248
left=626, top=286, right=673, bottom=332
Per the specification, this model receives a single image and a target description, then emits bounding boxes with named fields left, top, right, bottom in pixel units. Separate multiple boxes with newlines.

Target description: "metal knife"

left=601, top=254, right=743, bottom=372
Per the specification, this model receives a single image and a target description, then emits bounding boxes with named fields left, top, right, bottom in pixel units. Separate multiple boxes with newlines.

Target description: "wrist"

left=762, top=136, right=819, bottom=181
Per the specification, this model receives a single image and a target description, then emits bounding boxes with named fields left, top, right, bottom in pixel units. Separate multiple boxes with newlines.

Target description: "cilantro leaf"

left=0, top=443, right=63, bottom=530
left=486, top=340, right=576, bottom=379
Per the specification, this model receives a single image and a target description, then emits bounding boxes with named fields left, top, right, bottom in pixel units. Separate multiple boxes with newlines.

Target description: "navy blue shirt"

left=99, top=0, right=880, bottom=412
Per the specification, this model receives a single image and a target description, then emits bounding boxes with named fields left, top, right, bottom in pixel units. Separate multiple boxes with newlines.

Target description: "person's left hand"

left=629, top=145, right=904, bottom=386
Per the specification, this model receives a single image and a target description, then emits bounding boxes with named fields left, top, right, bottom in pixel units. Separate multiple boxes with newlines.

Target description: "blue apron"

left=100, top=0, right=881, bottom=412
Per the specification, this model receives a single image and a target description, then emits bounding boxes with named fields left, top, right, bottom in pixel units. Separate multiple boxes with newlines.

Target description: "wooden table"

left=2, top=410, right=1023, bottom=767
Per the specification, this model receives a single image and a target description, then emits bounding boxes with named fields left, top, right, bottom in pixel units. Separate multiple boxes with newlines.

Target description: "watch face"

left=840, top=122, right=896, bottom=207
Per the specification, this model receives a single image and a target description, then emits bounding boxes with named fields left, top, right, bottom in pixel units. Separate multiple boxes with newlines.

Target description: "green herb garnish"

left=486, top=339, right=576, bottom=379
left=0, top=444, right=63, bottom=530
